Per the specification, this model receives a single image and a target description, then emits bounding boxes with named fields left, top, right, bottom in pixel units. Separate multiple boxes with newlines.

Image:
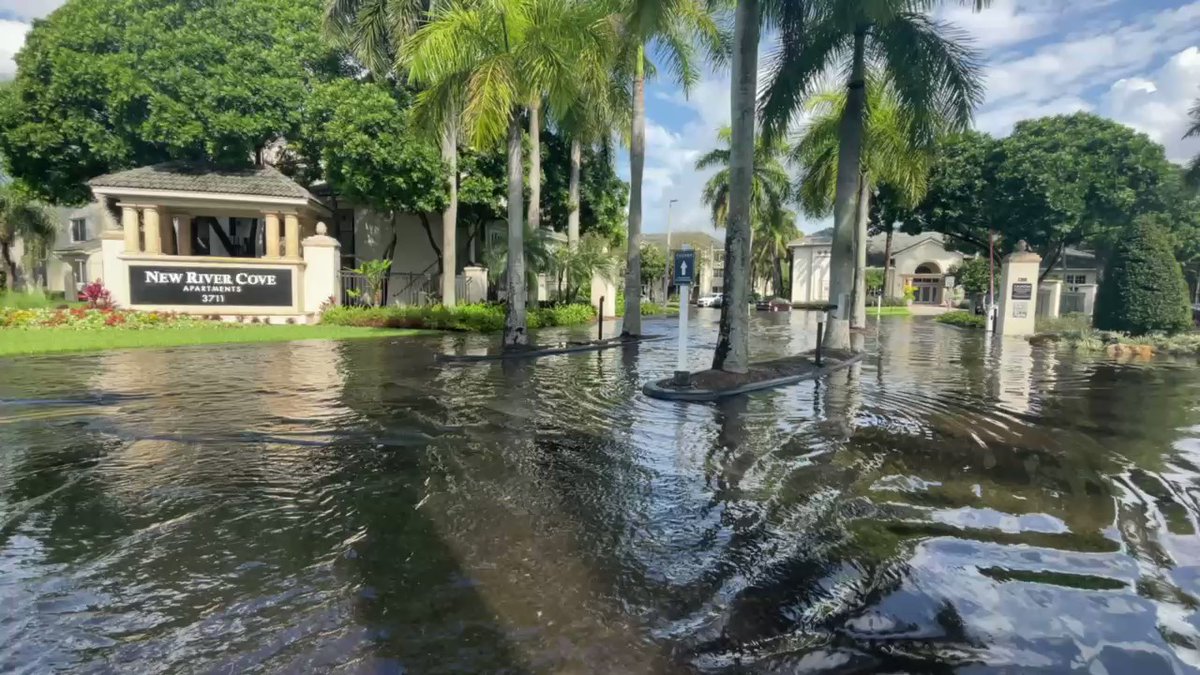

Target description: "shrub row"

left=935, top=310, right=986, bottom=329
left=320, top=303, right=597, bottom=332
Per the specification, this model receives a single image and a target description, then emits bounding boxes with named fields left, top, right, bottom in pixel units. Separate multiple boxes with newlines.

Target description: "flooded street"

left=3, top=312, right=1200, bottom=673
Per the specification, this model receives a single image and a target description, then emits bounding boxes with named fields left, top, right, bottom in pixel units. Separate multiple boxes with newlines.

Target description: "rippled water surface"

left=3, top=312, right=1200, bottom=673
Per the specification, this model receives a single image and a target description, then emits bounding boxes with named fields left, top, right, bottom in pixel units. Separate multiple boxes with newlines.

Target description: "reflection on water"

left=3, top=313, right=1200, bottom=673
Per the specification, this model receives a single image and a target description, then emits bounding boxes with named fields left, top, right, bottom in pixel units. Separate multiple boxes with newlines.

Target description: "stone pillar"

left=997, top=241, right=1041, bottom=337
left=122, top=206, right=141, bottom=254
left=100, top=229, right=130, bottom=307
left=302, top=222, right=341, bottom=318
left=462, top=265, right=488, bottom=304
left=284, top=214, right=300, bottom=259
left=591, top=271, right=617, bottom=317
left=176, top=215, right=193, bottom=256
left=1078, top=283, right=1099, bottom=316
left=162, top=211, right=178, bottom=255
left=1042, top=279, right=1063, bottom=319
left=143, top=207, right=163, bottom=255
left=265, top=213, right=281, bottom=258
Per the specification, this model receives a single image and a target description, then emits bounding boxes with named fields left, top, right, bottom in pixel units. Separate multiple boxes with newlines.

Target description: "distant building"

left=642, top=231, right=724, bottom=300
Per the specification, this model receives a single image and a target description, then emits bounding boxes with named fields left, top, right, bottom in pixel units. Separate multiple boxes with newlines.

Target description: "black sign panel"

left=673, top=250, right=696, bottom=285
left=129, top=265, right=293, bottom=307
left=1011, top=282, right=1033, bottom=300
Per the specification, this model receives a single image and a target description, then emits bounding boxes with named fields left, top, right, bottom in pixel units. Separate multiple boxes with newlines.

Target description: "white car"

left=696, top=294, right=724, bottom=308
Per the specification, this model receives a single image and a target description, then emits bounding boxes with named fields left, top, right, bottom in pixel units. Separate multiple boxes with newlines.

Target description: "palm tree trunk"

left=622, top=45, right=646, bottom=337
left=773, top=250, right=784, bottom=299
left=713, top=0, right=760, bottom=373
left=567, top=138, right=582, bottom=248
left=883, top=225, right=894, bottom=298
left=826, top=27, right=868, bottom=351
left=851, top=172, right=869, bottom=329
left=504, top=112, right=528, bottom=348
left=528, top=100, right=541, bottom=232
left=441, top=124, right=459, bottom=306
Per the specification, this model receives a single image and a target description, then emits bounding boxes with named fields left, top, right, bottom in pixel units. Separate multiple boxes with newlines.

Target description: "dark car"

left=755, top=297, right=792, bottom=312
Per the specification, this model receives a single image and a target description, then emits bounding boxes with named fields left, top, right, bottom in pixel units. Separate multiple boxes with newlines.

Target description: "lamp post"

left=666, top=199, right=679, bottom=301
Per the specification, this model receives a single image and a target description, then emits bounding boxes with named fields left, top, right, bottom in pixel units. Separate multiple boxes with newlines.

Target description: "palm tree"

left=324, top=0, right=464, bottom=307
left=697, top=126, right=791, bottom=232
left=0, top=186, right=54, bottom=293
left=758, top=0, right=988, bottom=350
left=1186, top=96, right=1199, bottom=188
left=402, top=0, right=613, bottom=347
left=753, top=206, right=799, bottom=297
left=791, top=78, right=936, bottom=327
left=619, top=0, right=723, bottom=337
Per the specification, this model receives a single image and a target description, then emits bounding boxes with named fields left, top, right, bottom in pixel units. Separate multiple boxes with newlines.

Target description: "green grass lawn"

left=868, top=306, right=912, bottom=316
left=0, top=325, right=425, bottom=357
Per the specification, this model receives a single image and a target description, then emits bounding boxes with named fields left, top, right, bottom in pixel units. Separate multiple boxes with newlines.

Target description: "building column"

left=265, top=213, right=281, bottom=258
left=143, top=206, right=163, bottom=255
left=284, top=213, right=300, bottom=259
left=122, top=206, right=141, bottom=254
left=176, top=214, right=193, bottom=256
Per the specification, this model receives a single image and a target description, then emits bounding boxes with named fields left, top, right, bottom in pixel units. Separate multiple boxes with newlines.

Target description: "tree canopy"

left=0, top=0, right=347, bottom=204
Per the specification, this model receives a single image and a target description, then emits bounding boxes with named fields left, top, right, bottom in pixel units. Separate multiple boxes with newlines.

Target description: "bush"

left=879, top=296, right=909, bottom=307
left=0, top=291, right=58, bottom=310
left=936, top=310, right=986, bottom=329
left=1095, top=215, right=1192, bottom=335
left=320, top=303, right=596, bottom=332
left=1036, top=312, right=1091, bottom=334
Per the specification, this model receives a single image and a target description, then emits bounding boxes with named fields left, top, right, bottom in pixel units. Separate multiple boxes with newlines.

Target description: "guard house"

left=89, top=162, right=341, bottom=323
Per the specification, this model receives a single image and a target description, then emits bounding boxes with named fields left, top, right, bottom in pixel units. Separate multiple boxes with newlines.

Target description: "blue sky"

left=3, top=0, right=1199, bottom=238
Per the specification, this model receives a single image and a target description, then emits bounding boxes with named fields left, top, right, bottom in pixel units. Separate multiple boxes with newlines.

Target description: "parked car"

left=696, top=294, right=724, bottom=308
left=756, top=297, right=792, bottom=312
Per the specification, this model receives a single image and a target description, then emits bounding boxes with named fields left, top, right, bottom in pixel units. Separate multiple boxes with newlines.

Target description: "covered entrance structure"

left=89, top=162, right=341, bottom=322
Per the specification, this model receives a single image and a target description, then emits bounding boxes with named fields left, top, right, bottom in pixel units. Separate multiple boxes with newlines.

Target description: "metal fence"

left=340, top=270, right=474, bottom=307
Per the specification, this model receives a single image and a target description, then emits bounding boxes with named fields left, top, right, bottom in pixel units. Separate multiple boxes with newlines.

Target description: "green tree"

left=758, top=0, right=988, bottom=351
left=541, top=131, right=629, bottom=246
left=1094, top=215, right=1191, bottom=336
left=551, top=233, right=619, bottom=302
left=324, top=0, right=464, bottom=306
left=0, top=185, right=55, bottom=292
left=791, top=78, right=938, bottom=327
left=950, top=257, right=989, bottom=296
left=908, top=130, right=999, bottom=255
left=620, top=0, right=723, bottom=337
left=0, top=0, right=345, bottom=205
left=752, top=207, right=799, bottom=297
left=991, top=113, right=1178, bottom=278
left=639, top=242, right=667, bottom=289
left=294, top=79, right=448, bottom=273
left=401, top=0, right=614, bottom=348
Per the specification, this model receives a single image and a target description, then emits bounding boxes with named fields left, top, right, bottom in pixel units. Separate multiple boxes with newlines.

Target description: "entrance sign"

left=129, top=264, right=293, bottom=306
left=673, top=250, right=695, bottom=285
left=675, top=246, right=693, bottom=377
left=1011, top=282, right=1033, bottom=300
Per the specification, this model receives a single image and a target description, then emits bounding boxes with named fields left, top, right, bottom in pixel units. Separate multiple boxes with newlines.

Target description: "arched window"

left=914, top=263, right=940, bottom=275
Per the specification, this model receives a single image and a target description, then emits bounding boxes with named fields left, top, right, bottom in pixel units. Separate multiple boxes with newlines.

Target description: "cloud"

left=0, top=0, right=63, bottom=20
left=0, top=19, right=29, bottom=80
left=1101, top=47, right=1200, bottom=163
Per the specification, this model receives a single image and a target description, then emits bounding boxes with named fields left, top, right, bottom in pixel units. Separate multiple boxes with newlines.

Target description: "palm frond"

left=758, top=4, right=847, bottom=143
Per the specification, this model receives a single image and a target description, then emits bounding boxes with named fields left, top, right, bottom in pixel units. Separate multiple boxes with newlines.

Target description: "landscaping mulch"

left=643, top=349, right=864, bottom=402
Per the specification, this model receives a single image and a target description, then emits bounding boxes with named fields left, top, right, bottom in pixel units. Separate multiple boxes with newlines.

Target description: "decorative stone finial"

left=1016, top=239, right=1029, bottom=253
left=316, top=222, right=328, bottom=236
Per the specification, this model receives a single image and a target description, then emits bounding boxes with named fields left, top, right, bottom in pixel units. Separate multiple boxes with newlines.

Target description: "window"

left=71, top=259, right=87, bottom=289
left=70, top=218, right=88, bottom=242
left=1066, top=274, right=1088, bottom=286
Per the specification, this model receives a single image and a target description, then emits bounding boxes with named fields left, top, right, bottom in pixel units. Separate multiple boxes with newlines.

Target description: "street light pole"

left=666, top=199, right=679, bottom=301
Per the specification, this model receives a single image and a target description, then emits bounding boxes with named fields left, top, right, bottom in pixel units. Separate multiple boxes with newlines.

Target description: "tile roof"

left=89, top=161, right=316, bottom=201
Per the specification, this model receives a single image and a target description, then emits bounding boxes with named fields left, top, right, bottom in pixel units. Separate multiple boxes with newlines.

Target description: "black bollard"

left=815, top=320, right=824, bottom=367
left=598, top=296, right=604, bottom=342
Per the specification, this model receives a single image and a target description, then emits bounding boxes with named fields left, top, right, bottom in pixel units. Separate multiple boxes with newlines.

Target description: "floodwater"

left=2, top=312, right=1200, bottom=674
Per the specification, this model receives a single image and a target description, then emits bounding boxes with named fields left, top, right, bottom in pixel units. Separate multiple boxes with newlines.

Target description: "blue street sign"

left=673, top=249, right=695, bottom=285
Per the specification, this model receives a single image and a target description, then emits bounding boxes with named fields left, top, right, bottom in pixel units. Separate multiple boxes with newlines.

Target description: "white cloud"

left=1101, top=47, right=1200, bottom=163
left=975, top=96, right=1093, bottom=137
left=0, top=0, right=63, bottom=19
left=0, top=19, right=29, bottom=80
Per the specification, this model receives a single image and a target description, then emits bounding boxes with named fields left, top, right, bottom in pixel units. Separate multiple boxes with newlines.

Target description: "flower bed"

left=0, top=307, right=220, bottom=330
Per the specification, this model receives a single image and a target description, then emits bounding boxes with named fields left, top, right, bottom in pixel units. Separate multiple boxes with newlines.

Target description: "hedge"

left=936, top=310, right=986, bottom=329
left=1095, top=215, right=1191, bottom=335
left=320, top=303, right=597, bottom=332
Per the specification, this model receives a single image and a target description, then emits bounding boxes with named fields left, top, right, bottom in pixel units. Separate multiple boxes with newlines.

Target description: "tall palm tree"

left=697, top=126, right=791, bottom=231
left=324, top=0, right=465, bottom=307
left=402, top=0, right=613, bottom=347
left=758, top=0, right=988, bottom=350
left=619, top=0, right=723, bottom=337
left=791, top=78, right=936, bottom=327
left=752, top=206, right=798, bottom=296
left=1186, top=96, right=1199, bottom=188
left=0, top=186, right=54, bottom=292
